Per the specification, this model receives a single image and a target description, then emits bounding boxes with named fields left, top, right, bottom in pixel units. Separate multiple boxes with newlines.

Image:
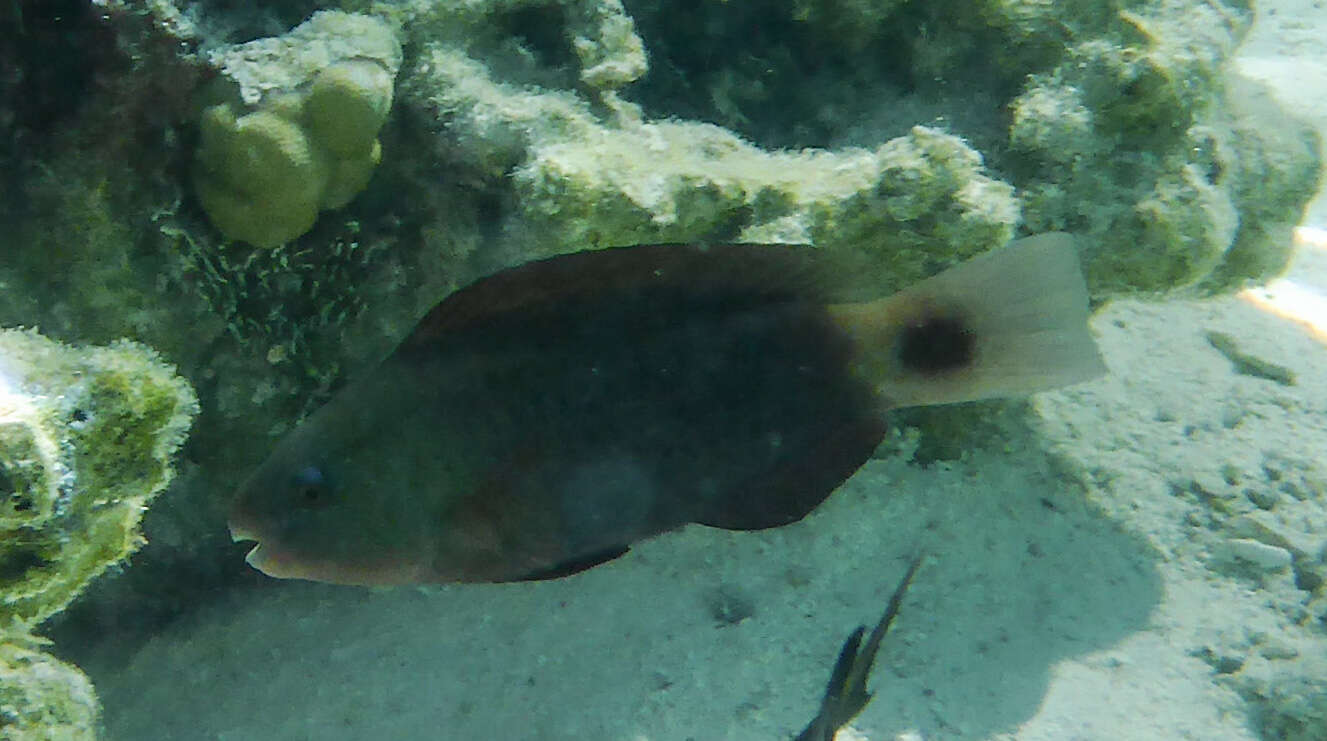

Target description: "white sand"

left=80, top=2, right=1327, bottom=739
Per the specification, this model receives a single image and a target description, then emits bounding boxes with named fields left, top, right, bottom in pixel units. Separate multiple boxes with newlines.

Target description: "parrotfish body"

left=229, top=234, right=1105, bottom=585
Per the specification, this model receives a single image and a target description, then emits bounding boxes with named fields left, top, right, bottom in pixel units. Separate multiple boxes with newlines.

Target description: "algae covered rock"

left=1007, top=4, right=1320, bottom=296
left=400, top=0, right=1317, bottom=299
left=409, top=41, right=1019, bottom=283
left=0, top=638, right=99, bottom=741
left=0, top=328, right=195, bottom=739
left=0, top=329, right=198, bottom=627
left=194, top=11, right=402, bottom=247
left=516, top=117, right=1017, bottom=277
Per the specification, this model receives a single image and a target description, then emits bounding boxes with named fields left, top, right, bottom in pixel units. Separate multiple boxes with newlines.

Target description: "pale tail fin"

left=828, top=233, right=1107, bottom=408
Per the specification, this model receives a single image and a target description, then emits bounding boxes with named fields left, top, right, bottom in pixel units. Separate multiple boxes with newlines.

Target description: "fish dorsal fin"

left=401, top=243, right=873, bottom=349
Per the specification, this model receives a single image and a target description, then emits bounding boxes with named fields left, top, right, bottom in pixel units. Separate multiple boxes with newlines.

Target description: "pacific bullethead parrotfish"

left=229, top=234, right=1106, bottom=585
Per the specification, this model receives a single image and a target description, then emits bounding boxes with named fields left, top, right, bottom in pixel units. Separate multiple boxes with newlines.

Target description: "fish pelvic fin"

left=826, top=232, right=1107, bottom=408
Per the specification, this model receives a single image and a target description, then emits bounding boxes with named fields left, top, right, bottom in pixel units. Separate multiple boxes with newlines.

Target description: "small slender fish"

left=795, top=555, right=921, bottom=741
left=229, top=234, right=1105, bottom=585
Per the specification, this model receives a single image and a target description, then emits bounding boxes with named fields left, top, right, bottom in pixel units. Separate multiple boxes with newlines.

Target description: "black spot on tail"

left=897, top=314, right=975, bottom=374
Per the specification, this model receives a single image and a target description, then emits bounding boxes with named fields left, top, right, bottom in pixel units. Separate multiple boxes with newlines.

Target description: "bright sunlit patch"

left=0, top=354, right=18, bottom=402
left=1240, top=279, right=1327, bottom=343
left=0, top=362, right=29, bottom=422
left=1237, top=226, right=1327, bottom=344
left=1293, top=225, right=1327, bottom=252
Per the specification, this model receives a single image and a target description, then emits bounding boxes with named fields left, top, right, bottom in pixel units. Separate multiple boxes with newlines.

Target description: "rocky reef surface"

left=0, top=0, right=1321, bottom=738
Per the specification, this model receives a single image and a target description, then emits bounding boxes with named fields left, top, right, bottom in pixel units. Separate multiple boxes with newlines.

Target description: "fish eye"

left=291, top=465, right=332, bottom=508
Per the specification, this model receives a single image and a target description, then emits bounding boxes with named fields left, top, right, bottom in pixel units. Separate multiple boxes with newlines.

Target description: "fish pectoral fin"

left=694, top=417, right=885, bottom=531
left=508, top=544, right=631, bottom=582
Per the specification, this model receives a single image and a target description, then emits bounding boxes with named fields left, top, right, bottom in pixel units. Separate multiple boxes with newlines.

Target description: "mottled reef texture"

left=0, top=0, right=1320, bottom=737
left=0, top=329, right=196, bottom=739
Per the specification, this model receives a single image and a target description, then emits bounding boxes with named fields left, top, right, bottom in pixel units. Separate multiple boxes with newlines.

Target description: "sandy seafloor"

left=76, top=3, right=1327, bottom=740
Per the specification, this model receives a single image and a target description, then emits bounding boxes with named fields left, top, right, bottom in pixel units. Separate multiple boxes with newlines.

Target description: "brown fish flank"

left=229, top=235, right=1105, bottom=585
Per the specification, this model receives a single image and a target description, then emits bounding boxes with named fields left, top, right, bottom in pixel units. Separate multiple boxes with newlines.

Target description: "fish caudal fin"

left=828, top=232, right=1107, bottom=408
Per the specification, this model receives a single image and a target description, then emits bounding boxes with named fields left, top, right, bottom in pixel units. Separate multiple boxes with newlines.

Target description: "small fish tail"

left=828, top=232, right=1107, bottom=408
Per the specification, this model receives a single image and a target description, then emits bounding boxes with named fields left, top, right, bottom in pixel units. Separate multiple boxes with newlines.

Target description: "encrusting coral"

left=193, top=11, right=402, bottom=248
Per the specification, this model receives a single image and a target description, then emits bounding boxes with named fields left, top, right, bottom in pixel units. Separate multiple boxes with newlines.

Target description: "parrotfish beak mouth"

left=228, top=519, right=256, bottom=545
left=227, top=520, right=267, bottom=569
left=228, top=522, right=302, bottom=580
left=227, top=497, right=259, bottom=547
left=228, top=503, right=290, bottom=578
